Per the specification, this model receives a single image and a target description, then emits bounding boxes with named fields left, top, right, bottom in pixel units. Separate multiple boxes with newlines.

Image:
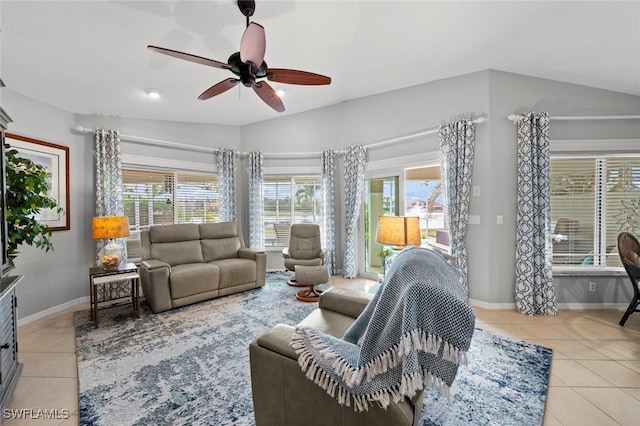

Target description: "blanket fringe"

left=290, top=328, right=457, bottom=412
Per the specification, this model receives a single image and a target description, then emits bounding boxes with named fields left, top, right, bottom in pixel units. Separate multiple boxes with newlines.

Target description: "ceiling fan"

left=147, top=0, right=331, bottom=113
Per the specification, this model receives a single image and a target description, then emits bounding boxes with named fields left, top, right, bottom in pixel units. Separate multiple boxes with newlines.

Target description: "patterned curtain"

left=217, top=148, right=238, bottom=222
left=439, top=118, right=476, bottom=295
left=247, top=151, right=264, bottom=250
left=95, top=128, right=125, bottom=260
left=321, top=150, right=337, bottom=275
left=515, top=112, right=557, bottom=316
left=342, top=145, right=366, bottom=278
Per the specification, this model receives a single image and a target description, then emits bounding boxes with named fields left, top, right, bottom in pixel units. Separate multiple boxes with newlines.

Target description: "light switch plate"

left=497, top=215, right=503, bottom=225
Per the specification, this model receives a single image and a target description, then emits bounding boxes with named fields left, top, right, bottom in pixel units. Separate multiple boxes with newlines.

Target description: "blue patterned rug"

left=75, top=271, right=551, bottom=426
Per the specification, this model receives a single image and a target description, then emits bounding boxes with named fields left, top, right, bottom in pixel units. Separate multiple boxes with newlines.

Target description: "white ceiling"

left=2, top=1, right=639, bottom=126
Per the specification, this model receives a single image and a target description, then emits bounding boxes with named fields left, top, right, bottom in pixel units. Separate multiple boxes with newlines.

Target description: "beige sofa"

left=250, top=287, right=424, bottom=426
left=140, top=222, right=266, bottom=313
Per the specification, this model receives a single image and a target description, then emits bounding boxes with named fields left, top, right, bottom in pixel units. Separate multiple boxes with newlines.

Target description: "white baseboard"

left=468, top=299, right=516, bottom=310
left=468, top=298, right=628, bottom=311
left=18, top=296, right=89, bottom=327
left=557, top=302, right=627, bottom=311
left=19, top=292, right=625, bottom=327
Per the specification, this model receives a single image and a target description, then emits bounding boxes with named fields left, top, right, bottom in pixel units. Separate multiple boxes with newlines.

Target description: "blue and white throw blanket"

left=290, top=248, right=476, bottom=412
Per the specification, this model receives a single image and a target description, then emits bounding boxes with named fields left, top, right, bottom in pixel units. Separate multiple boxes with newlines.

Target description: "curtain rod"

left=366, top=116, right=486, bottom=149
left=73, top=116, right=487, bottom=158
left=507, top=114, right=640, bottom=122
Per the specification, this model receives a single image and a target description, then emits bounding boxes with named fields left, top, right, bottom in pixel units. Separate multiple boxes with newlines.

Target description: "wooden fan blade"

left=198, top=78, right=240, bottom=100
left=267, top=68, right=331, bottom=85
left=148, top=45, right=229, bottom=69
left=240, top=22, right=266, bottom=66
left=253, top=81, right=285, bottom=112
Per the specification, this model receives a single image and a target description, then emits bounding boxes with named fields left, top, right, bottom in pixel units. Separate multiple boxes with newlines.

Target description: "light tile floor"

left=4, top=276, right=640, bottom=425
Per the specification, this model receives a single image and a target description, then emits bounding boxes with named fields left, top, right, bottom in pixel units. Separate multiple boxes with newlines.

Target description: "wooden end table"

left=89, top=263, right=140, bottom=328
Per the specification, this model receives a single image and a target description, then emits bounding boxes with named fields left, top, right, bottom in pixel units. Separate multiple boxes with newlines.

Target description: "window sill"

left=552, top=266, right=627, bottom=277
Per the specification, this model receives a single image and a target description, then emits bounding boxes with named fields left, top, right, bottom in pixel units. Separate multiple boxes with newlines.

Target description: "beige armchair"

left=249, top=287, right=424, bottom=426
left=282, top=224, right=326, bottom=273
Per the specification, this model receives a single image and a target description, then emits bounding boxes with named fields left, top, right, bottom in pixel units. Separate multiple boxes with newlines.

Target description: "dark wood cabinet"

left=0, top=275, right=22, bottom=411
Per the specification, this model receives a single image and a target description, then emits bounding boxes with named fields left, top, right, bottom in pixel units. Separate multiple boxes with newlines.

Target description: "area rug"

left=76, top=271, right=552, bottom=426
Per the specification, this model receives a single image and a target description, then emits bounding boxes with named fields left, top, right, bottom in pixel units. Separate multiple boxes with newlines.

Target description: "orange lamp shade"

left=92, top=216, right=130, bottom=240
left=376, top=216, right=421, bottom=249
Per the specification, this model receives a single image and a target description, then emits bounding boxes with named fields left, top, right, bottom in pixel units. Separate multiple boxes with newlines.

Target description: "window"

left=364, top=176, right=399, bottom=275
left=122, top=169, right=219, bottom=258
left=404, top=166, right=446, bottom=250
left=263, top=177, right=322, bottom=246
left=550, top=156, right=640, bottom=267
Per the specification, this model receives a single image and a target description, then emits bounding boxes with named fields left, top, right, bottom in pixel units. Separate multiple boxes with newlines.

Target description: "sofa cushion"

left=200, top=222, right=239, bottom=239
left=169, top=263, right=219, bottom=299
left=201, top=237, right=241, bottom=262
left=297, top=309, right=355, bottom=337
left=151, top=241, right=204, bottom=266
left=290, top=235, right=321, bottom=260
left=284, top=257, right=322, bottom=271
left=149, top=223, right=200, bottom=243
left=212, top=258, right=257, bottom=289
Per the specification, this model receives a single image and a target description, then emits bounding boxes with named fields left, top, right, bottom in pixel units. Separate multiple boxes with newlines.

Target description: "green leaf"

left=4, top=142, right=62, bottom=267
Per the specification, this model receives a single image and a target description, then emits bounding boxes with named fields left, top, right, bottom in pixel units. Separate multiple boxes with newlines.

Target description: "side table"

left=89, top=263, right=140, bottom=328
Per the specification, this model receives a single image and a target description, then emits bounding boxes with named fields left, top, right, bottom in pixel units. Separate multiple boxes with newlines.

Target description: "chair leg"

left=619, top=297, right=640, bottom=326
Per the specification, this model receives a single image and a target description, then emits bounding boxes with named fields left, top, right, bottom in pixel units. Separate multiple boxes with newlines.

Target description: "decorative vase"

left=98, top=240, right=123, bottom=270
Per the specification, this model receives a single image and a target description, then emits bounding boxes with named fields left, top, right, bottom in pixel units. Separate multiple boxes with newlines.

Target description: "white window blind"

left=263, top=177, right=322, bottom=246
left=122, top=169, right=219, bottom=259
left=550, top=156, right=640, bottom=267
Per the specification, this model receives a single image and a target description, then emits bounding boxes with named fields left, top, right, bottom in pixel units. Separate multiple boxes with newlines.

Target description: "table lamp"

left=376, top=216, right=421, bottom=251
left=92, top=215, right=130, bottom=269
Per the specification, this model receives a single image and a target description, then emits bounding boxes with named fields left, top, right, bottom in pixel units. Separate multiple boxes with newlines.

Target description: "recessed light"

left=145, top=88, right=162, bottom=99
left=276, top=89, right=285, bottom=98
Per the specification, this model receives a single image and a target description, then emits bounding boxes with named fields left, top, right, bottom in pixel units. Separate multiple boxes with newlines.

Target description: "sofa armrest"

left=141, top=259, right=171, bottom=271
left=256, top=324, right=298, bottom=361
left=319, top=248, right=327, bottom=259
left=239, top=248, right=267, bottom=287
left=319, top=287, right=373, bottom=319
left=139, top=259, right=172, bottom=313
left=238, top=247, right=263, bottom=260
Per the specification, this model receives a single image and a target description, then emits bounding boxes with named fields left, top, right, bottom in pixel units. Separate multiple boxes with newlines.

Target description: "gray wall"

left=484, top=70, right=640, bottom=306
left=4, top=69, right=640, bottom=320
left=3, top=90, right=94, bottom=318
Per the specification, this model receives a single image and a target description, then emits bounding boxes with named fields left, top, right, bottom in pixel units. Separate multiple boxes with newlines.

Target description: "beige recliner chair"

left=249, top=287, right=424, bottom=426
left=282, top=224, right=326, bottom=275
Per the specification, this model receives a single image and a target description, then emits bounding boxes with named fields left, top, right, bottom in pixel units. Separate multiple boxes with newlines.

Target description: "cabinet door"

left=0, top=289, right=17, bottom=394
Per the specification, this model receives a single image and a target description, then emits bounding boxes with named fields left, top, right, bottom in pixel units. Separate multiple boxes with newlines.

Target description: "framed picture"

left=5, top=133, right=70, bottom=231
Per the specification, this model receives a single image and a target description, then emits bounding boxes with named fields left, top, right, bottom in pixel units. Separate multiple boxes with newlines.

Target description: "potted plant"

left=378, top=247, right=393, bottom=273
left=4, top=143, right=62, bottom=267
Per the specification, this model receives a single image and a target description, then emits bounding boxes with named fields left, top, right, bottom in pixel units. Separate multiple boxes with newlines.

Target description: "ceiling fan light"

left=145, top=88, right=162, bottom=99
left=276, top=89, right=285, bottom=97
left=240, top=22, right=266, bottom=66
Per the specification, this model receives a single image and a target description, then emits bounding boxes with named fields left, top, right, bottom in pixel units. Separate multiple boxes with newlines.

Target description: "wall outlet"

left=589, top=282, right=596, bottom=292
left=468, top=215, right=480, bottom=225
left=497, top=215, right=503, bottom=225
left=473, top=185, right=481, bottom=197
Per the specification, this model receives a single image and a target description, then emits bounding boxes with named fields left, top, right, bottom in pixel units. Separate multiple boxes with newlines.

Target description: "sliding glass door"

left=405, top=165, right=447, bottom=250
left=364, top=176, right=399, bottom=275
